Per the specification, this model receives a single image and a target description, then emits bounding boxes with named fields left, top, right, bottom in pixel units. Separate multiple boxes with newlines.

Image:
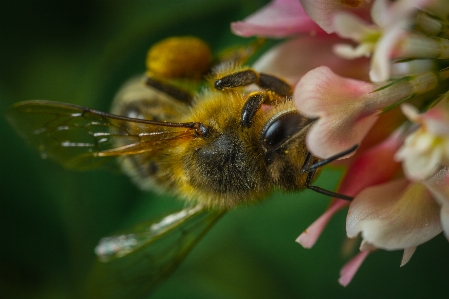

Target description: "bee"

left=6, top=36, right=354, bottom=299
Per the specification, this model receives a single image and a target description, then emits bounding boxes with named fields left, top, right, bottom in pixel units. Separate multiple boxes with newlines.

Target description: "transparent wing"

left=6, top=100, right=198, bottom=169
left=86, top=205, right=225, bottom=299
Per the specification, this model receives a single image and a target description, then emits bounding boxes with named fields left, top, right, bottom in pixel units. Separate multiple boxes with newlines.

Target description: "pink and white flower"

left=332, top=0, right=438, bottom=82
left=233, top=0, right=449, bottom=288
left=293, top=66, right=379, bottom=158
left=395, top=101, right=449, bottom=181
left=293, top=67, right=442, bottom=159
left=347, top=179, right=442, bottom=250
left=341, top=168, right=449, bottom=285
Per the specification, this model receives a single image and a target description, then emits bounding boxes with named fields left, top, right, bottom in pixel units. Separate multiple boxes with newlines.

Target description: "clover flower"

left=331, top=0, right=446, bottom=82
left=395, top=101, right=449, bottom=181
left=234, top=0, right=449, bottom=287
left=294, top=66, right=446, bottom=158
left=340, top=168, right=449, bottom=285
left=347, top=178, right=442, bottom=254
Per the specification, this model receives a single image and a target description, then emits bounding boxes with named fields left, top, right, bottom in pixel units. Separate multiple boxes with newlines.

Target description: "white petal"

left=333, top=43, right=373, bottom=59
left=347, top=179, right=442, bottom=250
left=441, top=205, right=449, bottom=240
left=400, top=103, right=420, bottom=121
left=413, top=133, right=435, bottom=153
left=372, top=0, right=425, bottom=28
left=359, top=240, right=377, bottom=251
left=371, top=0, right=389, bottom=27
left=333, top=13, right=375, bottom=41
left=401, top=246, right=417, bottom=266
left=369, top=25, right=405, bottom=82
left=400, top=145, right=441, bottom=181
left=424, top=167, right=449, bottom=206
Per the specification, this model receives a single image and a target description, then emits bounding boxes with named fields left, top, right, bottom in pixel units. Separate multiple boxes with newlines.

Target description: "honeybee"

left=6, top=37, right=354, bottom=299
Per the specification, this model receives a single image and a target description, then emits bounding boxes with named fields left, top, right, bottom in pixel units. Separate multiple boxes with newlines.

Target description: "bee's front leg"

left=214, top=69, right=292, bottom=97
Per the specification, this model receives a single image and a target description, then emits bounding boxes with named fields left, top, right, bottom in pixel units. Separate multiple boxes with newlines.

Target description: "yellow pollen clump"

left=146, top=36, right=212, bottom=79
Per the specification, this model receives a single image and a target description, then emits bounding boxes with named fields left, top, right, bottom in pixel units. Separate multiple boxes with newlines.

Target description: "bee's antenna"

left=301, top=144, right=359, bottom=201
left=301, top=144, right=359, bottom=173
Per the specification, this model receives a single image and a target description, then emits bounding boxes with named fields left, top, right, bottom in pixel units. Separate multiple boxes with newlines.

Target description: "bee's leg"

left=241, top=91, right=276, bottom=127
left=258, top=73, right=292, bottom=97
left=214, top=69, right=259, bottom=90
left=301, top=145, right=359, bottom=201
left=145, top=76, right=193, bottom=104
left=214, top=69, right=292, bottom=97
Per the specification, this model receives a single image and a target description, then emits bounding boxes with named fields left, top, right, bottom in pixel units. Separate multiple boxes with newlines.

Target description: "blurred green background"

left=1, top=0, right=449, bottom=298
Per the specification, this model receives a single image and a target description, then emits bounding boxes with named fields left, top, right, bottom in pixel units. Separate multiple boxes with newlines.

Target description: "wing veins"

left=7, top=100, right=200, bottom=169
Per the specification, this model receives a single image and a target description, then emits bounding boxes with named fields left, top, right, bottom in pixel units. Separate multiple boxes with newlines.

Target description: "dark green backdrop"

left=1, top=0, right=448, bottom=298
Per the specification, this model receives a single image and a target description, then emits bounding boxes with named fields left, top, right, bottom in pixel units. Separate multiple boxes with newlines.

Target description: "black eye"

left=260, top=111, right=311, bottom=151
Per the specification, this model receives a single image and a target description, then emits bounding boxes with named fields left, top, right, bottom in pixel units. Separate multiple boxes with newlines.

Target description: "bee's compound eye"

left=261, top=112, right=308, bottom=152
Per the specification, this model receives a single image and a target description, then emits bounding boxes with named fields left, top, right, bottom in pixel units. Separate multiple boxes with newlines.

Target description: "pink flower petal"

left=296, top=199, right=349, bottom=248
left=339, top=129, right=403, bottom=194
left=294, top=66, right=378, bottom=158
left=338, top=250, right=370, bottom=287
left=231, top=0, right=324, bottom=38
left=347, top=179, right=442, bottom=250
left=253, top=37, right=370, bottom=85
left=300, top=0, right=372, bottom=33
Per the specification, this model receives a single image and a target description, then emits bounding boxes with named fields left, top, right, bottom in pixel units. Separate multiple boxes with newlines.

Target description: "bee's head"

left=236, top=88, right=314, bottom=188
left=259, top=107, right=314, bottom=190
